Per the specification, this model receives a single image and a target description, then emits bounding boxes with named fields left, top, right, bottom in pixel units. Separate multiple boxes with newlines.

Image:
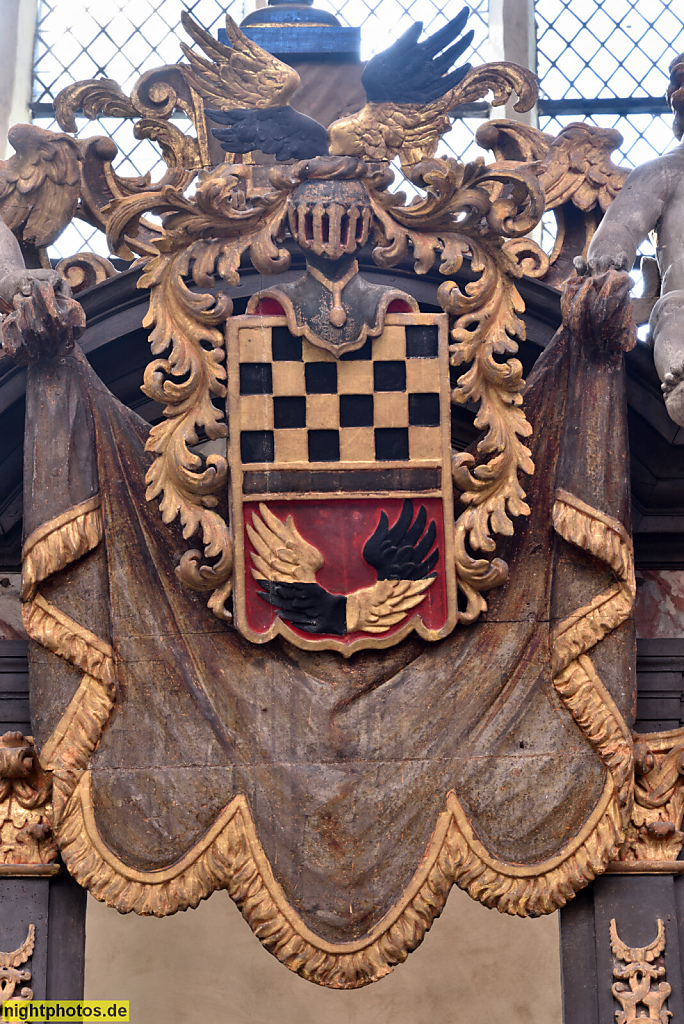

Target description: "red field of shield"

left=242, top=496, right=449, bottom=645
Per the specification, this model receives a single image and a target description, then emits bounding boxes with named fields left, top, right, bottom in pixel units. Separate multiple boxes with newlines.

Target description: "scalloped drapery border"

left=56, top=769, right=621, bottom=988
left=24, top=488, right=635, bottom=988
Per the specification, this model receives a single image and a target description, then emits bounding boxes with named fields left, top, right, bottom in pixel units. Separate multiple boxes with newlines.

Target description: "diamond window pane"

left=536, top=0, right=684, bottom=100
left=33, top=0, right=232, bottom=104
left=32, top=0, right=489, bottom=258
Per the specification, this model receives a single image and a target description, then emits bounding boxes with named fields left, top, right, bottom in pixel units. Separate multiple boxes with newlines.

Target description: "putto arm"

left=585, top=160, right=672, bottom=275
left=0, top=216, right=68, bottom=310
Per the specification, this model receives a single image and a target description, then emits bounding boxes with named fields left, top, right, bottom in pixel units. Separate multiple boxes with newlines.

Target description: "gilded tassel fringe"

left=552, top=488, right=635, bottom=674
left=22, top=496, right=103, bottom=601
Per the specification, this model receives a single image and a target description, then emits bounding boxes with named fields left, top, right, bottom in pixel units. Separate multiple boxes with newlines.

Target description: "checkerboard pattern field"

left=235, top=320, right=443, bottom=467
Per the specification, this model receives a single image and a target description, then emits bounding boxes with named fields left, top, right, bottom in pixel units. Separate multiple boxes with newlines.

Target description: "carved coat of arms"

left=0, top=5, right=640, bottom=991
left=228, top=306, right=456, bottom=652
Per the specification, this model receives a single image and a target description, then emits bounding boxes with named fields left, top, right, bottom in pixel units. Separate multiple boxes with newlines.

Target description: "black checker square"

left=340, top=394, right=374, bottom=428
left=274, top=396, right=306, bottom=429
left=374, top=361, right=406, bottom=392
left=240, top=362, right=272, bottom=395
left=375, top=427, right=409, bottom=461
left=241, top=430, right=274, bottom=463
left=271, top=326, right=302, bottom=362
left=406, top=324, right=439, bottom=358
left=308, top=429, right=340, bottom=462
left=305, top=362, right=338, bottom=394
left=409, top=392, right=440, bottom=426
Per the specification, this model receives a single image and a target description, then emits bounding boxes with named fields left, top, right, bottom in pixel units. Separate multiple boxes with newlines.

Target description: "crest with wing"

left=180, top=7, right=536, bottom=166
left=227, top=311, right=457, bottom=654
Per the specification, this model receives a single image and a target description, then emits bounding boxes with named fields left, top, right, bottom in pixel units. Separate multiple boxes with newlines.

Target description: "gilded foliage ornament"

left=104, top=136, right=546, bottom=622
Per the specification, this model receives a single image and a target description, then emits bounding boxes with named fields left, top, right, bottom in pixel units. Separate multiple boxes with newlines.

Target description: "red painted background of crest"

left=242, top=496, right=448, bottom=644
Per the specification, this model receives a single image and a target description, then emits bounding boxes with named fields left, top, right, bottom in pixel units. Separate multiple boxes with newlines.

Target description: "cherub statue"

left=583, top=52, right=684, bottom=426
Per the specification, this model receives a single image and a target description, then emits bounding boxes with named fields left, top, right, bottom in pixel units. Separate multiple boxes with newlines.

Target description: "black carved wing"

left=363, top=499, right=438, bottom=580
left=256, top=580, right=347, bottom=635
left=208, top=106, right=329, bottom=161
left=361, top=7, right=473, bottom=104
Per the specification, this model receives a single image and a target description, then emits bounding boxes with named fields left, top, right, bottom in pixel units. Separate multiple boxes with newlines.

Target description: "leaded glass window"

left=31, top=0, right=489, bottom=258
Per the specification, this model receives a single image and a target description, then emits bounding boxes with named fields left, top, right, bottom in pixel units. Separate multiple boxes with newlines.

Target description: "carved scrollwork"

left=54, top=79, right=138, bottom=133
left=55, top=253, right=118, bottom=294
left=0, top=924, right=35, bottom=1005
left=363, top=156, right=544, bottom=620
left=610, top=919, right=671, bottom=1024
left=477, top=120, right=630, bottom=287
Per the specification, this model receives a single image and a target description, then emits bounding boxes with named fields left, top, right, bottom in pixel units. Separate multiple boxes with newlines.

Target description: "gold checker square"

left=406, top=359, right=440, bottom=393
left=239, top=394, right=273, bottom=431
left=371, top=324, right=407, bottom=360
left=272, top=361, right=306, bottom=396
left=337, top=362, right=374, bottom=393
left=301, top=338, right=335, bottom=362
left=374, top=392, right=408, bottom=428
left=339, top=426, right=375, bottom=462
left=237, top=327, right=271, bottom=364
left=306, top=394, right=340, bottom=429
left=273, top=429, right=309, bottom=464
left=409, top=426, right=442, bottom=460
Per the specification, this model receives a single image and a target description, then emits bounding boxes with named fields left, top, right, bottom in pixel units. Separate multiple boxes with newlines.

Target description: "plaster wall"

left=636, top=570, right=684, bottom=638
left=84, top=887, right=561, bottom=1024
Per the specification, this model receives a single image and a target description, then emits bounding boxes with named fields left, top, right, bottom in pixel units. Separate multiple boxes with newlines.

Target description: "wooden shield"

left=227, top=312, right=457, bottom=653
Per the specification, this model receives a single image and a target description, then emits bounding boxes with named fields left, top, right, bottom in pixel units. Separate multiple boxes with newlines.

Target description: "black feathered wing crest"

left=208, top=106, right=329, bottom=161
left=361, top=8, right=473, bottom=104
left=204, top=7, right=477, bottom=163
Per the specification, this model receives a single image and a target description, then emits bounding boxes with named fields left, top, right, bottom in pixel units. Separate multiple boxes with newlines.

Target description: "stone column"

left=488, top=0, right=538, bottom=126
left=0, top=0, right=38, bottom=159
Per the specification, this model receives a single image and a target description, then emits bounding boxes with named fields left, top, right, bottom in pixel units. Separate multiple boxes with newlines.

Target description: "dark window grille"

left=536, top=0, right=684, bottom=272
left=30, top=0, right=488, bottom=258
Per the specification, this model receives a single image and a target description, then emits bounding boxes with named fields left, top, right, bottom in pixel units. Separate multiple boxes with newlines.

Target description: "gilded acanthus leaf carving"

left=104, top=148, right=546, bottom=623
left=104, top=164, right=290, bottom=618
left=54, top=78, right=139, bottom=133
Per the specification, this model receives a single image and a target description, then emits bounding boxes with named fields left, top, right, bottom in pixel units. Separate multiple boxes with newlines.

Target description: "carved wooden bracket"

left=609, top=727, right=684, bottom=873
left=0, top=732, right=56, bottom=867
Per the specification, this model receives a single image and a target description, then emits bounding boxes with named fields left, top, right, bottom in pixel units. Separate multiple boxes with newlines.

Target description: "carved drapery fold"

left=55, top=772, right=621, bottom=989
left=17, top=492, right=632, bottom=986
left=16, top=480, right=633, bottom=987
left=551, top=488, right=635, bottom=676
left=21, top=495, right=102, bottom=601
